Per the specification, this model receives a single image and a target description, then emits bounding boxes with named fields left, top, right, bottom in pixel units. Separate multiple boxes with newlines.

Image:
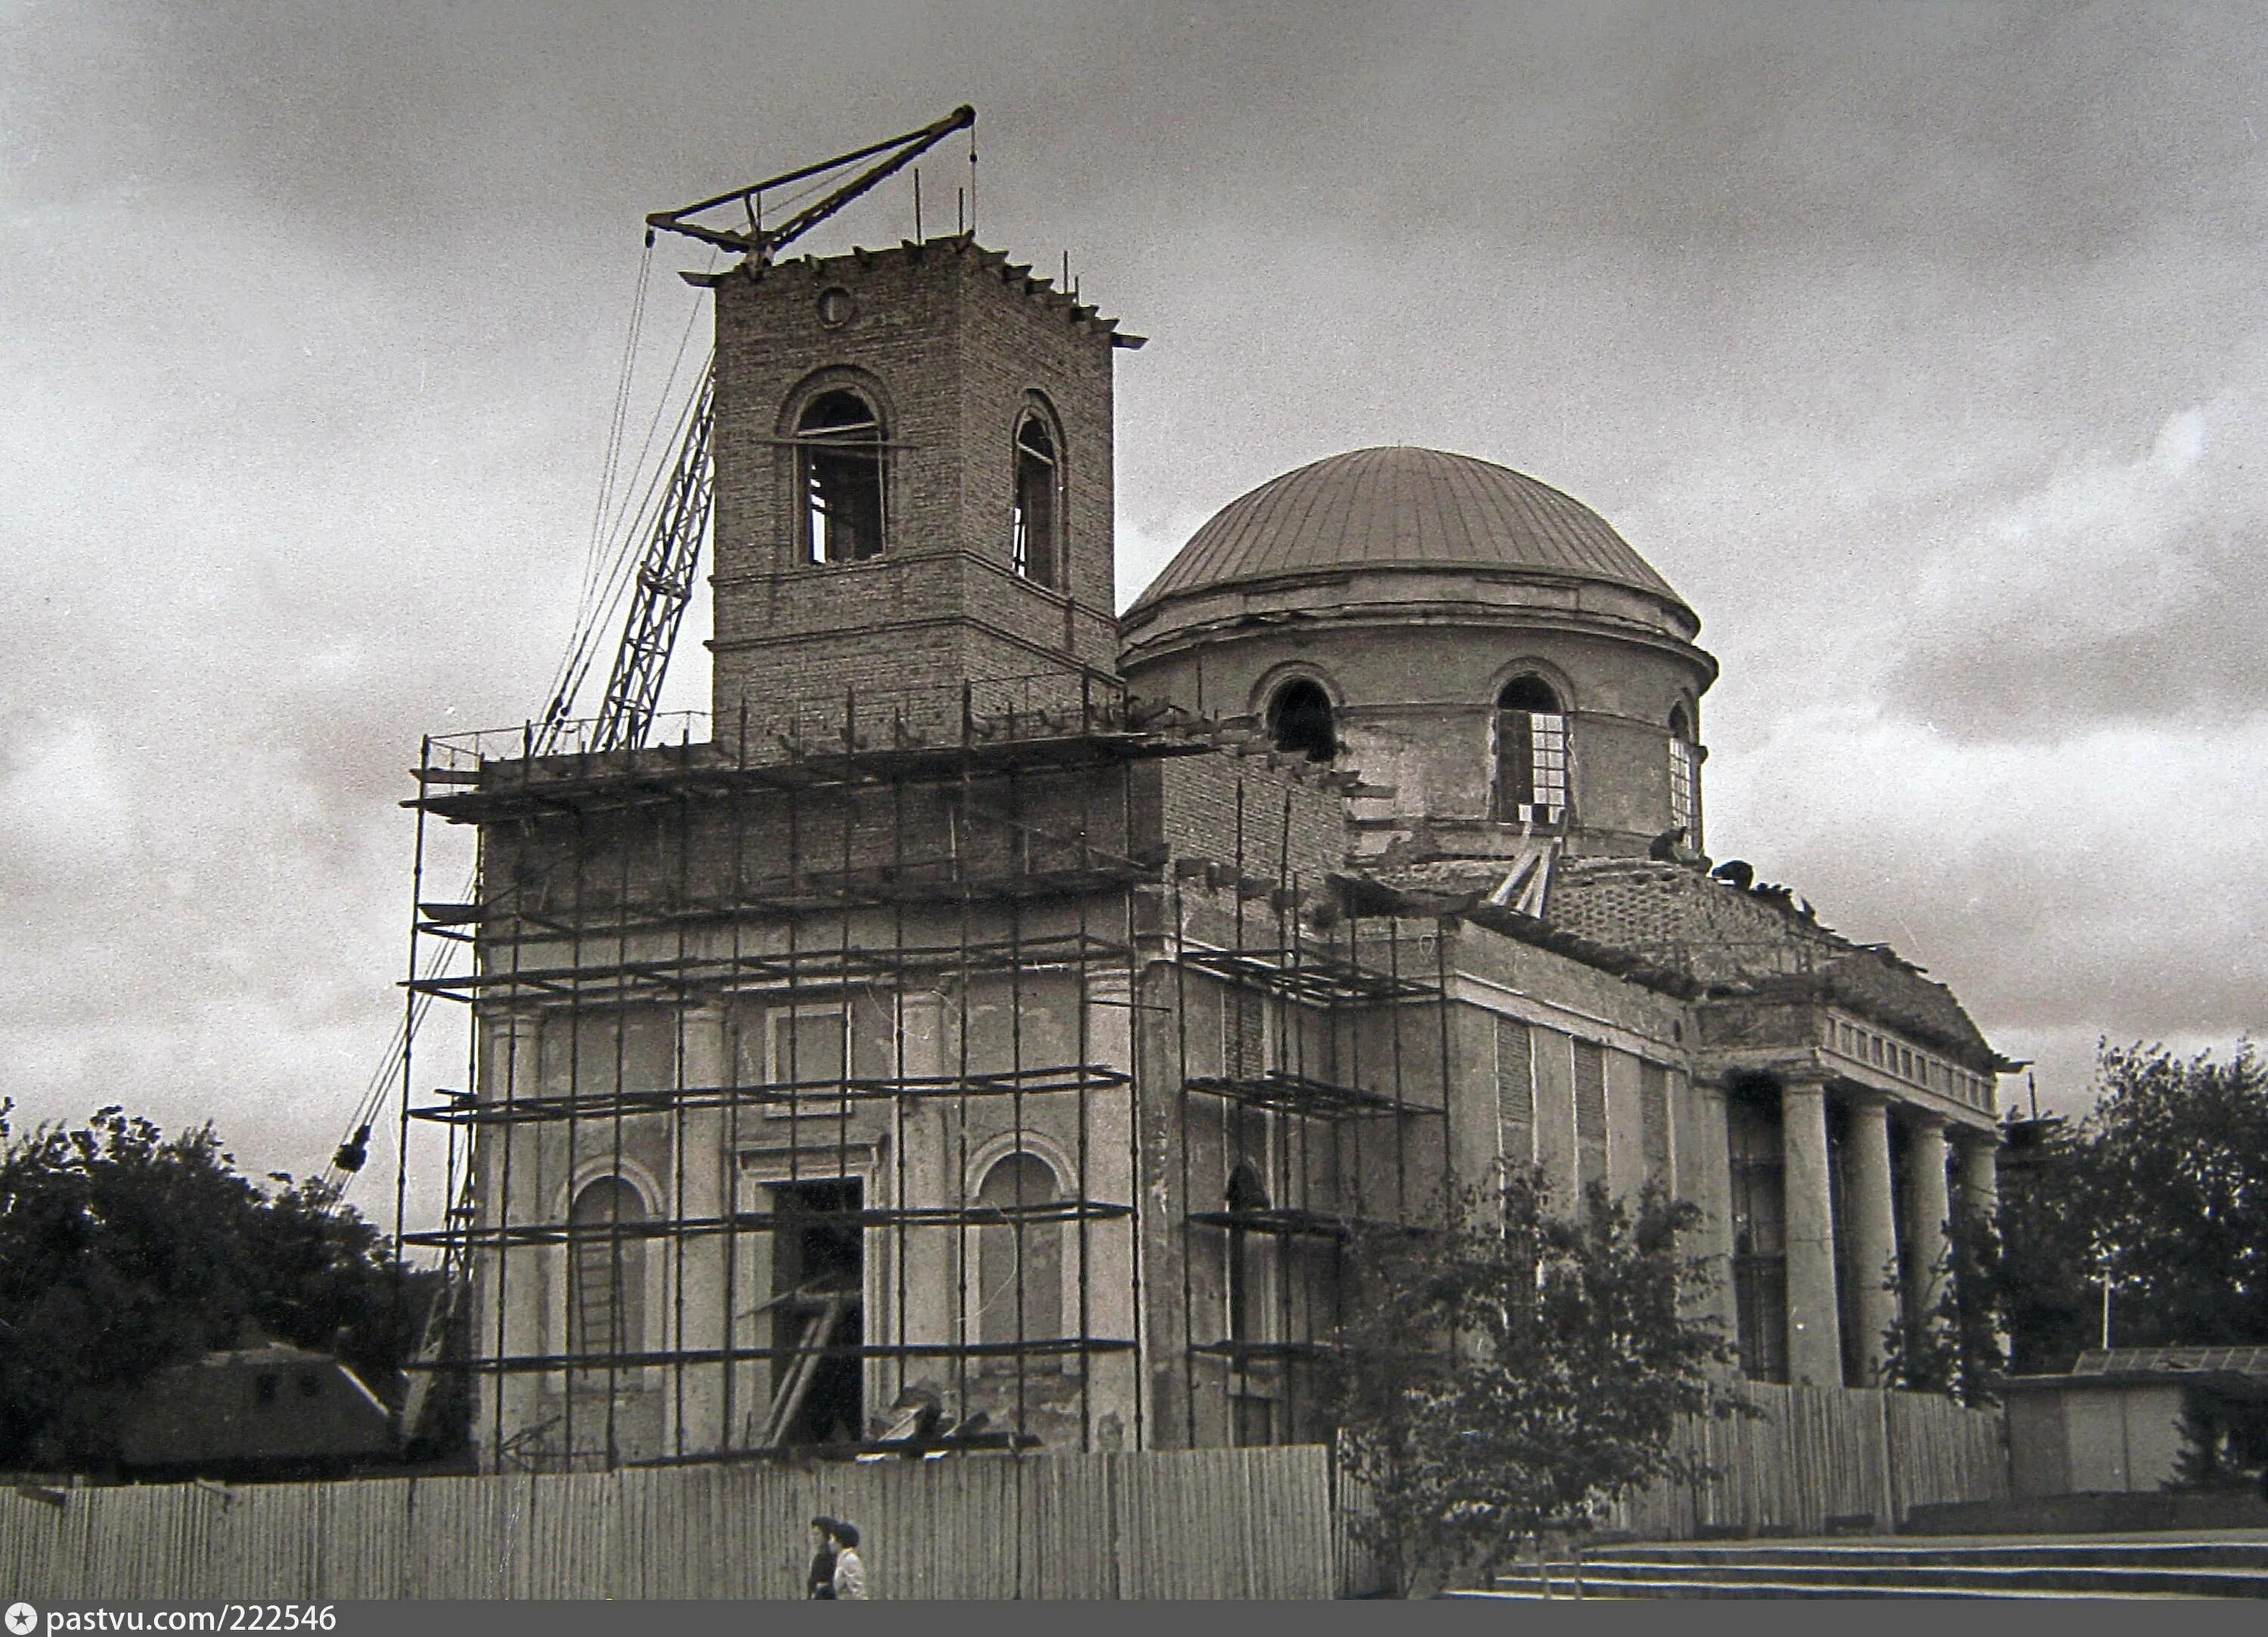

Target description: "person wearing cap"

left=806, top=1516, right=840, bottom=1598
left=829, top=1520, right=866, bottom=1599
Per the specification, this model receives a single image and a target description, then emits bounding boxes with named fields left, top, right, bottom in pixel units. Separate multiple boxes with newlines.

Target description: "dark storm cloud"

left=2, top=0, right=2260, bottom=1199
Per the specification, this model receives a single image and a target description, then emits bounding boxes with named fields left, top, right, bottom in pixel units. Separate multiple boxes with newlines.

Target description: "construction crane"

left=379, top=110, right=987, bottom=1429
left=534, top=104, right=978, bottom=758
left=332, top=110, right=984, bottom=1216
left=643, top=104, right=974, bottom=265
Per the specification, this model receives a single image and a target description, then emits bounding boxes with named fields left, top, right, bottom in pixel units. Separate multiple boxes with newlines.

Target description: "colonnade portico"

left=1712, top=1029, right=2001, bottom=1389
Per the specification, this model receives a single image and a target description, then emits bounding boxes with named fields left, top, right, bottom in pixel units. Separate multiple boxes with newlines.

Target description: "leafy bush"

left=1321, top=1167, right=1740, bottom=1595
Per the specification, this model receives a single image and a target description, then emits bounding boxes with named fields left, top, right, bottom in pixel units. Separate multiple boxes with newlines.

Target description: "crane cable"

left=576, top=241, right=654, bottom=618
left=538, top=355, right=711, bottom=751
left=328, top=248, right=714, bottom=1209
left=538, top=259, right=716, bottom=746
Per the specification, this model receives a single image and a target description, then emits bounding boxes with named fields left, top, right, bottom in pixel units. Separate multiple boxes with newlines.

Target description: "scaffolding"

left=395, top=676, right=1452, bottom=1469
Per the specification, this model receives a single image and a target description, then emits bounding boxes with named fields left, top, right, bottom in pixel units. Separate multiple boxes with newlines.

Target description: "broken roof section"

left=1541, top=856, right=2009, bottom=1074
left=1359, top=853, right=2009, bottom=1078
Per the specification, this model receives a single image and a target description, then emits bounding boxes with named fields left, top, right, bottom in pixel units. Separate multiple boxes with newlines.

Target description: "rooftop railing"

left=420, top=672, right=1146, bottom=778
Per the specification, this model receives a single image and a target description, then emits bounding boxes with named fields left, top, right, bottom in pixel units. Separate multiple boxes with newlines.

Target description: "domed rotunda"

left=1119, top=445, right=1718, bottom=862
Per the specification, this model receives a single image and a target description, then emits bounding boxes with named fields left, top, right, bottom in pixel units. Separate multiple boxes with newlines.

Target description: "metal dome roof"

left=1127, top=446, right=1687, bottom=613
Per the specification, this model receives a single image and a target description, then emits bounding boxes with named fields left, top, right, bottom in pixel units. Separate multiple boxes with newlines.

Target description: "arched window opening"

left=1225, top=1162, right=1277, bottom=1445
left=1268, top=679, right=1337, bottom=762
left=1011, top=412, right=1061, bottom=589
left=978, top=1151, right=1062, bottom=1353
left=1495, top=675, right=1568, bottom=824
left=797, top=389, right=886, bottom=564
left=1668, top=706, right=1699, bottom=837
left=568, top=1177, right=646, bottom=1376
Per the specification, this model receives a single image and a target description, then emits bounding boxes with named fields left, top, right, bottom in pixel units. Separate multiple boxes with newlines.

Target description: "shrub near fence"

left=1333, top=1385, right=2010, bottom=1593
left=1, top=1447, right=1338, bottom=1602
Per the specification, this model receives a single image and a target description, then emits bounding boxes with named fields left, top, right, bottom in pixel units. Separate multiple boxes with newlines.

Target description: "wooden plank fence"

left=1611, top=1383, right=2010, bottom=1540
left=0, top=1447, right=1339, bottom=1602
left=5, top=1390, right=2004, bottom=1601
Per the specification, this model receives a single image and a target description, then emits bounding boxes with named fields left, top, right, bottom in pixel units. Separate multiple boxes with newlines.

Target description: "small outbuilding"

left=118, top=1341, right=397, bottom=1478
left=2004, top=1346, right=2268, bottom=1497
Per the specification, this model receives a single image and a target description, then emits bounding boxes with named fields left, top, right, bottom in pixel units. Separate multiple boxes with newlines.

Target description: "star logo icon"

left=5, top=1602, right=36, bottom=1635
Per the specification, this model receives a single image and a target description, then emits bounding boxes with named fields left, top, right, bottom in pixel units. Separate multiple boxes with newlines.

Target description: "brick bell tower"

left=693, top=236, right=1143, bottom=737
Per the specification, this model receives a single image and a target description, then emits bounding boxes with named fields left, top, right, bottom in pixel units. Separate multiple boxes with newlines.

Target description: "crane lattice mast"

left=581, top=372, right=715, bottom=754
left=335, top=110, right=984, bottom=1212
left=544, top=104, right=978, bottom=757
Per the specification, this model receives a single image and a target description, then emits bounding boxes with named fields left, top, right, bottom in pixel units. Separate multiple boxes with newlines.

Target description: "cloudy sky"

left=4, top=1, right=2262, bottom=1223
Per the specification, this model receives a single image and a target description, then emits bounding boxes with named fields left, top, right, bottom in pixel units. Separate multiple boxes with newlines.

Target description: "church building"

left=405, top=227, right=2012, bottom=1471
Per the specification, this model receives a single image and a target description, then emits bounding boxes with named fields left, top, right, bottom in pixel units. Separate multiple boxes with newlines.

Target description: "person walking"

left=829, top=1520, right=866, bottom=1599
left=806, top=1516, right=840, bottom=1599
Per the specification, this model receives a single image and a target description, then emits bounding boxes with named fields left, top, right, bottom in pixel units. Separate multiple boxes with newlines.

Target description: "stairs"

left=1452, top=1533, right=2268, bottom=1599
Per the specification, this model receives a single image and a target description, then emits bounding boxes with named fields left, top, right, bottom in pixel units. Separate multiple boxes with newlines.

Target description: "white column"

left=895, top=992, right=956, bottom=1395
left=1953, top=1129, right=2000, bottom=1225
left=1952, top=1128, right=2006, bottom=1356
left=1675, top=1073, right=1739, bottom=1341
left=1904, top=1114, right=1953, bottom=1336
left=1845, top=1092, right=1901, bottom=1385
left=1079, top=967, right=1140, bottom=1448
left=1779, top=1078, right=1843, bottom=1387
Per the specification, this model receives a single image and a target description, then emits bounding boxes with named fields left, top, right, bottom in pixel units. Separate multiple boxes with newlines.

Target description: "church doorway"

left=764, top=1177, right=865, bottom=1448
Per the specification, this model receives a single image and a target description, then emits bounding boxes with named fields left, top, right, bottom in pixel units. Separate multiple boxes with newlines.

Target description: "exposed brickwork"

left=1548, top=856, right=1997, bottom=1069
left=708, top=238, right=1129, bottom=725
left=1147, top=749, right=1347, bottom=902
left=1547, top=858, right=1839, bottom=979
left=427, top=211, right=2022, bottom=1465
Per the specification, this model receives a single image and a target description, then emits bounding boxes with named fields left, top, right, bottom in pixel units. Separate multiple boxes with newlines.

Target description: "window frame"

left=792, top=386, right=888, bottom=566
left=1009, top=401, right=1064, bottom=590
left=974, top=1149, right=1065, bottom=1357
left=1494, top=675, right=1570, bottom=825
left=1668, top=705, right=1700, bottom=837
left=1725, top=1088, right=1790, bottom=1384
left=1223, top=1158, right=1283, bottom=1444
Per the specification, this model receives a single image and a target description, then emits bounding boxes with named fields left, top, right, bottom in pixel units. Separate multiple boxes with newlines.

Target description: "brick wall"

left=1547, top=857, right=1840, bottom=980
left=1145, top=749, right=1349, bottom=897
left=707, top=238, right=1130, bottom=723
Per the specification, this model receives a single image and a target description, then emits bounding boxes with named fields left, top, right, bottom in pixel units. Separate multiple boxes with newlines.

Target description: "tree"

left=1995, top=1111, right=2099, bottom=1374
left=0, top=1102, right=426, bottom=1470
left=1998, top=1042, right=2268, bottom=1373
left=1880, top=1193, right=2006, bottom=1406
left=1321, top=1167, right=1740, bottom=1596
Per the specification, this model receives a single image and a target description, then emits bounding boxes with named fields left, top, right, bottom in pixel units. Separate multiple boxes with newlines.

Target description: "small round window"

left=816, top=287, right=856, bottom=329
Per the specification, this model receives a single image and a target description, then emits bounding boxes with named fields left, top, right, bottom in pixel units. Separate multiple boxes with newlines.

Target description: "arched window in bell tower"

left=1011, top=407, right=1062, bottom=589
left=1668, top=705, right=1700, bottom=838
left=797, top=389, right=887, bottom=564
left=1268, top=679, right=1337, bottom=762
left=1495, top=675, right=1568, bottom=824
